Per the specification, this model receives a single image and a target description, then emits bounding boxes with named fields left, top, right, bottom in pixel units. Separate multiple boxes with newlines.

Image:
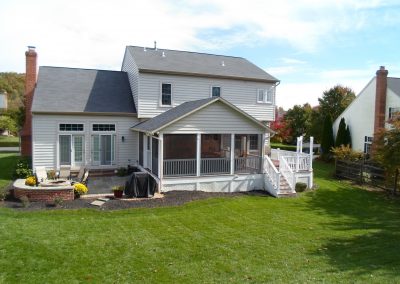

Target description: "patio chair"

left=71, top=169, right=89, bottom=186
left=35, top=166, right=48, bottom=183
left=59, top=165, right=71, bottom=180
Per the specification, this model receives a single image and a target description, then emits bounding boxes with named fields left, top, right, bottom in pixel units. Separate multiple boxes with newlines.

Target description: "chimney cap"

left=27, top=46, right=36, bottom=50
left=379, top=66, right=385, bottom=70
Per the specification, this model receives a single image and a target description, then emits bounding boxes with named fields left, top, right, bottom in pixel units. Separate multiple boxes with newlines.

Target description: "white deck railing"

left=279, top=156, right=296, bottom=192
left=201, top=158, right=230, bottom=175
left=264, top=155, right=280, bottom=194
left=234, top=156, right=261, bottom=174
left=163, top=156, right=261, bottom=177
left=271, top=148, right=312, bottom=172
left=163, top=159, right=196, bottom=176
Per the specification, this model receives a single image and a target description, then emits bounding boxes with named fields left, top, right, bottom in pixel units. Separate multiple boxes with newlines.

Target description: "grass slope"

left=1, top=161, right=400, bottom=283
left=0, top=153, right=18, bottom=189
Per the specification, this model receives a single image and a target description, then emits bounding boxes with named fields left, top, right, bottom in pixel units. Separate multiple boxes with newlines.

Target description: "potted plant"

left=73, top=183, right=88, bottom=199
left=112, top=185, right=124, bottom=198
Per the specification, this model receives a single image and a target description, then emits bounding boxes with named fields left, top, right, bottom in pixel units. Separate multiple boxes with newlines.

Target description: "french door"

left=59, top=135, right=84, bottom=166
left=91, top=134, right=116, bottom=166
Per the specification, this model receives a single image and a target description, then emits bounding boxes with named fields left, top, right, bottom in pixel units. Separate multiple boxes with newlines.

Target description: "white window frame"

left=160, top=82, right=173, bottom=107
left=59, top=123, right=84, bottom=132
left=364, top=136, right=373, bottom=154
left=389, top=107, right=400, bottom=120
left=58, top=134, right=85, bottom=168
left=256, top=87, right=274, bottom=104
left=210, top=86, right=221, bottom=98
left=90, top=122, right=117, bottom=166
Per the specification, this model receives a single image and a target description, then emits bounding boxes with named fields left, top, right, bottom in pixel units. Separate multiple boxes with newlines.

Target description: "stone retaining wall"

left=13, top=179, right=74, bottom=202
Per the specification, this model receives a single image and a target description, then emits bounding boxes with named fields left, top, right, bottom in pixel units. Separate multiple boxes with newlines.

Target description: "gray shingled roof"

left=127, top=46, right=279, bottom=83
left=32, top=67, right=136, bottom=114
left=131, top=97, right=270, bottom=134
left=388, top=77, right=400, bottom=95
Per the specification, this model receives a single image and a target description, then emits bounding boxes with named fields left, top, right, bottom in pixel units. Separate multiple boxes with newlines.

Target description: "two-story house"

left=333, top=66, right=400, bottom=154
left=24, top=45, right=294, bottom=194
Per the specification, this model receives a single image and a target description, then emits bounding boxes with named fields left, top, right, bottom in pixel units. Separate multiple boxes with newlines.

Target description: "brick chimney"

left=374, top=66, right=388, bottom=135
left=20, top=46, right=37, bottom=157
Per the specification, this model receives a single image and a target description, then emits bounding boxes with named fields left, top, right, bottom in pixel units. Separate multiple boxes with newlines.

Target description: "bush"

left=20, top=195, right=30, bottom=208
left=295, top=182, right=307, bottom=192
left=74, top=183, right=88, bottom=198
left=13, top=157, right=32, bottom=179
left=54, top=196, right=64, bottom=207
left=25, top=176, right=36, bottom=186
left=0, top=188, right=9, bottom=201
left=47, top=170, right=56, bottom=180
left=332, top=145, right=364, bottom=162
left=116, top=167, right=128, bottom=177
left=112, top=185, right=124, bottom=191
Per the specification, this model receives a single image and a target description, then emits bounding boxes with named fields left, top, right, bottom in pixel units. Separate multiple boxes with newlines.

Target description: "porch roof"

left=131, top=97, right=274, bottom=135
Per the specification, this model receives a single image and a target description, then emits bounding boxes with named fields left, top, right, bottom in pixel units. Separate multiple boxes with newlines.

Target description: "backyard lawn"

left=0, top=136, right=19, bottom=147
left=0, top=153, right=18, bottom=189
left=1, top=160, right=400, bottom=283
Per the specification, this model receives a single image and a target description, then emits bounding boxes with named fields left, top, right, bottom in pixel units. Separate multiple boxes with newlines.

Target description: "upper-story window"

left=211, top=86, right=221, bottom=97
left=364, top=136, right=373, bottom=154
left=92, top=124, right=115, bottom=131
left=59, top=124, right=84, bottom=131
left=389, top=107, right=400, bottom=120
left=257, top=87, right=273, bottom=104
left=161, top=83, right=172, bottom=106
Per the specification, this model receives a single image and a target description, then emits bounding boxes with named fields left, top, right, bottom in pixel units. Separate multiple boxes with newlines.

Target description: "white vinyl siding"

left=138, top=73, right=275, bottom=121
left=161, top=101, right=265, bottom=134
left=121, top=49, right=139, bottom=114
left=32, top=114, right=139, bottom=170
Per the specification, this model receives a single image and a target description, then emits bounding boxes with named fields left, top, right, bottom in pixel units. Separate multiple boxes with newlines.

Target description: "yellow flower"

left=74, top=183, right=88, bottom=195
left=25, top=176, right=36, bottom=186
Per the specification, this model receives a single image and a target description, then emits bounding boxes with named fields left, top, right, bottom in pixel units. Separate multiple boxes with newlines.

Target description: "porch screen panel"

left=163, top=134, right=196, bottom=159
left=59, top=135, right=71, bottom=165
left=152, top=138, right=159, bottom=176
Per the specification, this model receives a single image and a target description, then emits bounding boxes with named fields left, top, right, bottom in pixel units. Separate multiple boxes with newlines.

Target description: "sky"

left=1, top=0, right=399, bottom=110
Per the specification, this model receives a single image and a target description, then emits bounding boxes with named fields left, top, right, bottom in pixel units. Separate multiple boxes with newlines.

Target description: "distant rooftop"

left=126, top=46, right=279, bottom=83
left=388, top=77, right=400, bottom=95
left=32, top=67, right=136, bottom=114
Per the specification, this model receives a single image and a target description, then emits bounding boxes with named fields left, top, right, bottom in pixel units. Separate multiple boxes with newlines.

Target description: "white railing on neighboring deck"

left=264, top=155, right=280, bottom=195
left=271, top=148, right=312, bottom=172
left=164, top=159, right=196, bottom=176
left=201, top=158, right=230, bottom=175
left=279, top=156, right=296, bottom=192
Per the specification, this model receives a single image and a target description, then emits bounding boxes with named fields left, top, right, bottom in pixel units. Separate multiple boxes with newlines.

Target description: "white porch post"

left=261, top=133, right=266, bottom=173
left=300, top=136, right=303, bottom=153
left=159, top=133, right=164, bottom=180
left=230, top=134, right=235, bottom=175
left=309, top=136, right=314, bottom=171
left=196, top=133, right=201, bottom=176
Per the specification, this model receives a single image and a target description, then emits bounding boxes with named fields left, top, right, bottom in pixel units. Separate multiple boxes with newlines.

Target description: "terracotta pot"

left=114, top=190, right=123, bottom=198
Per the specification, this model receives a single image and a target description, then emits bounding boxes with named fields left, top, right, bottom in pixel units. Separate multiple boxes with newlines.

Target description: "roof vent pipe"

left=144, top=47, right=147, bottom=51
left=162, top=51, right=166, bottom=57
left=221, top=60, right=225, bottom=67
left=154, top=41, right=157, bottom=50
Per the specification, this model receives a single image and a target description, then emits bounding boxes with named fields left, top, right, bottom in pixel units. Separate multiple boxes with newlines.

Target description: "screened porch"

left=161, top=133, right=263, bottom=177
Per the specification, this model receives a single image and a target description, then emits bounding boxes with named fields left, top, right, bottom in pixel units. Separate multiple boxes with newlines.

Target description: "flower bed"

left=13, top=179, right=74, bottom=202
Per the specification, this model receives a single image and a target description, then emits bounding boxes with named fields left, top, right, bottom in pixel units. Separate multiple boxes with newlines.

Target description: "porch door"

left=59, top=135, right=71, bottom=165
left=91, top=134, right=115, bottom=166
left=73, top=136, right=84, bottom=166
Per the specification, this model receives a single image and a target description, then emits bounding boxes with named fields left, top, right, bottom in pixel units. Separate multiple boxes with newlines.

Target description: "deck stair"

left=278, top=175, right=297, bottom=197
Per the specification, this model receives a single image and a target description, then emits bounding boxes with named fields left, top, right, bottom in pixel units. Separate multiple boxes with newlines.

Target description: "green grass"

left=0, top=153, right=18, bottom=189
left=1, top=161, right=400, bottom=283
left=0, top=136, right=19, bottom=147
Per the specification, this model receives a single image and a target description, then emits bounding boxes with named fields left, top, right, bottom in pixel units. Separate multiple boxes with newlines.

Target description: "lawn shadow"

left=305, top=185, right=400, bottom=277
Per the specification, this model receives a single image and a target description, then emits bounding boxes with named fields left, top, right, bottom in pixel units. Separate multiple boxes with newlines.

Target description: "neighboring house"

left=22, top=45, right=312, bottom=196
left=333, top=66, right=400, bottom=154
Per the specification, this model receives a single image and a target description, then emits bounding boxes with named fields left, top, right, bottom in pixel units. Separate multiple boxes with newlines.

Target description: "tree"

left=0, top=72, right=25, bottom=110
left=318, top=85, right=356, bottom=122
left=373, top=117, right=400, bottom=194
left=282, top=103, right=312, bottom=144
left=335, top=118, right=347, bottom=147
left=0, top=115, right=18, bottom=135
left=309, top=107, right=324, bottom=143
left=321, top=115, right=334, bottom=160
left=345, top=125, right=352, bottom=147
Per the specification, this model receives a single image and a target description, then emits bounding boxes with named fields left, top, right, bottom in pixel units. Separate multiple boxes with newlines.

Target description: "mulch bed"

left=0, top=190, right=271, bottom=211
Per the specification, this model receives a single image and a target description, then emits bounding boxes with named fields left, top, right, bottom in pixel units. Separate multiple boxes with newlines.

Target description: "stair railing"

left=264, top=155, right=280, bottom=195
left=279, top=156, right=296, bottom=192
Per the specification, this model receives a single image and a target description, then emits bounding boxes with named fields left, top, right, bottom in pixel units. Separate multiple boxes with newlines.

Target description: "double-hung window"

left=389, top=107, right=400, bottom=120
left=161, top=83, right=172, bottom=106
left=364, top=136, right=373, bottom=154
left=257, top=87, right=274, bottom=104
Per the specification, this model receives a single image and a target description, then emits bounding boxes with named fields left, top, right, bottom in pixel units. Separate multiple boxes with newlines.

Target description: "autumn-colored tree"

left=318, top=85, right=355, bottom=122
left=373, top=116, right=400, bottom=194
